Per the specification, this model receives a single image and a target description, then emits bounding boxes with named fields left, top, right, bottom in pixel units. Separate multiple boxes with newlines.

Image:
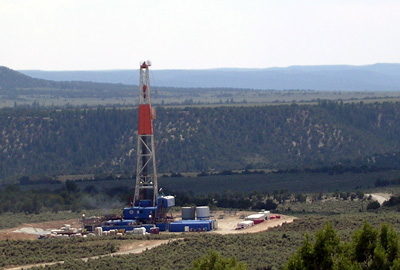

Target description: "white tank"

left=196, top=206, right=210, bottom=220
left=182, top=207, right=196, bottom=220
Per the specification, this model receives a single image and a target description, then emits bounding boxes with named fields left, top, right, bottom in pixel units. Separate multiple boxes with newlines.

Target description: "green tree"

left=284, top=223, right=341, bottom=270
left=352, top=222, right=378, bottom=264
left=285, top=222, right=400, bottom=270
left=370, top=244, right=389, bottom=270
left=313, top=223, right=341, bottom=269
left=191, top=249, right=247, bottom=270
left=367, top=201, right=380, bottom=210
left=285, top=234, right=314, bottom=270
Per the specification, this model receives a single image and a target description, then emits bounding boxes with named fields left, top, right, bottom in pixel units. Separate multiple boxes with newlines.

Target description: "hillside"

left=0, top=66, right=135, bottom=92
left=20, top=63, right=400, bottom=91
left=0, top=101, right=400, bottom=180
left=0, top=66, right=57, bottom=89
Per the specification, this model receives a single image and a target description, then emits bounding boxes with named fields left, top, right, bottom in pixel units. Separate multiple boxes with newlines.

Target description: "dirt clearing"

left=211, top=211, right=295, bottom=234
left=366, top=193, right=392, bottom=205
left=0, top=219, right=81, bottom=240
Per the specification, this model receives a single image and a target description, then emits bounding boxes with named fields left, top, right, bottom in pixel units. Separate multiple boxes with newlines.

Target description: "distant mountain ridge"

left=19, top=63, right=400, bottom=91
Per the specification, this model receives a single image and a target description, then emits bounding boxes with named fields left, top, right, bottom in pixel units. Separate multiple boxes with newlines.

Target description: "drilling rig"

left=100, top=61, right=175, bottom=233
left=93, top=61, right=216, bottom=234
left=133, top=60, right=158, bottom=206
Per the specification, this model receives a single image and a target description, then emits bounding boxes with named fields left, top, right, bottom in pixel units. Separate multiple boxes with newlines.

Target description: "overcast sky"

left=1, top=0, right=399, bottom=70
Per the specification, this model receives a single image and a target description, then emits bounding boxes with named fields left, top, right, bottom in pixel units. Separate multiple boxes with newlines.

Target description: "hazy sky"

left=1, top=0, right=399, bottom=70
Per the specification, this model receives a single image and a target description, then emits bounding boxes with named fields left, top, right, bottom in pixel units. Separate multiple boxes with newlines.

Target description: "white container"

left=196, top=206, right=210, bottom=220
left=162, top=196, right=175, bottom=207
left=212, top=220, right=218, bottom=230
left=237, top=220, right=254, bottom=229
left=133, top=227, right=146, bottom=235
left=94, top=227, right=103, bottom=236
left=246, top=214, right=266, bottom=220
left=138, top=227, right=146, bottom=235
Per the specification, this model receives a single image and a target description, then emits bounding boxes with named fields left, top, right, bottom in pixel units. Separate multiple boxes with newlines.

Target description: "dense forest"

left=0, top=101, right=400, bottom=181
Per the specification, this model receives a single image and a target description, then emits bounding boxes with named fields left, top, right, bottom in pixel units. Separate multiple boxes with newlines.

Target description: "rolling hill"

left=19, top=63, right=400, bottom=91
left=1, top=101, right=399, bottom=180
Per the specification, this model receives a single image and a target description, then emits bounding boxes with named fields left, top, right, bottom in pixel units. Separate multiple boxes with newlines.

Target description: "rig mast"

left=133, top=61, right=158, bottom=206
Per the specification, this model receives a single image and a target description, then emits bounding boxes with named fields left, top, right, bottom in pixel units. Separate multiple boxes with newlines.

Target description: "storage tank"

left=196, top=206, right=210, bottom=220
left=182, top=207, right=196, bottom=220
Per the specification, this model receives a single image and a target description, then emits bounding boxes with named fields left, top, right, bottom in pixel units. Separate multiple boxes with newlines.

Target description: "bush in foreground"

left=284, top=222, right=400, bottom=270
left=191, top=249, right=247, bottom=270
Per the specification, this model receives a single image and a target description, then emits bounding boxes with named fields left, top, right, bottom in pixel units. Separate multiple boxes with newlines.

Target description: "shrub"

left=367, top=201, right=381, bottom=210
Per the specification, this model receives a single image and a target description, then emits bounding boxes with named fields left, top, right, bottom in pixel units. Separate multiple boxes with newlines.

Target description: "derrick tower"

left=133, top=61, right=158, bottom=206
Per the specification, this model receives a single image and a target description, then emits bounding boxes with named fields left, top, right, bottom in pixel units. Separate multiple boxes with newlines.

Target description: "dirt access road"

left=365, top=193, right=392, bottom=205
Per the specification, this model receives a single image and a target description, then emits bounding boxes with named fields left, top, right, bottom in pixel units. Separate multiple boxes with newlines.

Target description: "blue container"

left=156, top=222, right=169, bottom=231
left=123, top=207, right=157, bottom=220
left=169, top=220, right=212, bottom=232
left=139, top=200, right=153, bottom=207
